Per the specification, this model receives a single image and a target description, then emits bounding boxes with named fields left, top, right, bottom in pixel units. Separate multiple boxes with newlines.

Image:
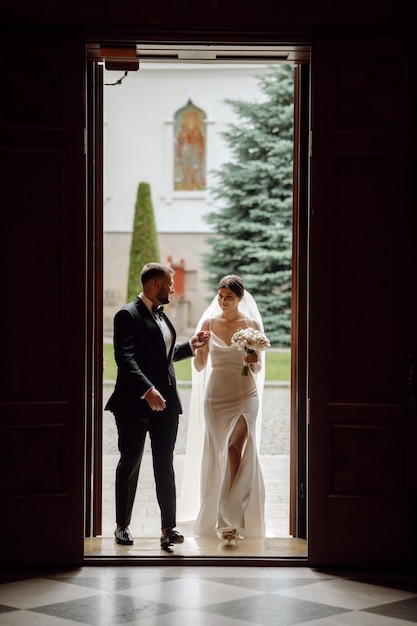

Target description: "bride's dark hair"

left=217, top=274, right=245, bottom=298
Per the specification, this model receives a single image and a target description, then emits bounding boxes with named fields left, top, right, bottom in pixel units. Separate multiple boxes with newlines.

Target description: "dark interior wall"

left=1, top=0, right=417, bottom=571
left=3, top=0, right=417, bottom=34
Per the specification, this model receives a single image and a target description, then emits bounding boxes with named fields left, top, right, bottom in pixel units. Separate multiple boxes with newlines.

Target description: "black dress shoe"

left=114, top=527, right=134, bottom=545
left=160, top=528, right=184, bottom=549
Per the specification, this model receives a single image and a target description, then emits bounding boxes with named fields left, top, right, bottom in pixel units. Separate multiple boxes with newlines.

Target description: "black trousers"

left=113, top=394, right=179, bottom=530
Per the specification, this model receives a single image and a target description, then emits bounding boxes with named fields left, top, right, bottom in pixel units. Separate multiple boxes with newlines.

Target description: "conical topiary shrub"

left=126, top=182, right=160, bottom=301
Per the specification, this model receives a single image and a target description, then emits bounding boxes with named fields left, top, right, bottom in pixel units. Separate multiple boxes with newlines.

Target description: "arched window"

left=174, top=100, right=207, bottom=191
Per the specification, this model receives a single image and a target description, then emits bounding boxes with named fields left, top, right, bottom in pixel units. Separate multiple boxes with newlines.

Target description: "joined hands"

left=191, top=330, right=210, bottom=351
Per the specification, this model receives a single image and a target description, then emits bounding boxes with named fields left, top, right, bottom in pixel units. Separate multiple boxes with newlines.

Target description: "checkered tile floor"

left=1, top=566, right=416, bottom=625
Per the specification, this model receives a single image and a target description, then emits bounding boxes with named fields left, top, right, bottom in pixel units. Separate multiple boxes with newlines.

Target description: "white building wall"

left=103, top=62, right=269, bottom=333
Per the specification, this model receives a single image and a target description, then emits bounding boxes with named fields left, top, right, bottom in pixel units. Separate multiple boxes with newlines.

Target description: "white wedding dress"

left=194, top=329, right=266, bottom=537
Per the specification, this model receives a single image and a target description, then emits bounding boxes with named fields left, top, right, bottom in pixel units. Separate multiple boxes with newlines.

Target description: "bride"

left=191, top=274, right=266, bottom=541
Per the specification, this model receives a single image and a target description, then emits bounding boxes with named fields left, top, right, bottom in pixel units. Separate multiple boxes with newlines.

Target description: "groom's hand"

left=144, top=387, right=167, bottom=411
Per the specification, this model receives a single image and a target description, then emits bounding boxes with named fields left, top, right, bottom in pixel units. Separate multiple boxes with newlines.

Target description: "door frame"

left=85, top=60, right=104, bottom=538
left=85, top=42, right=312, bottom=561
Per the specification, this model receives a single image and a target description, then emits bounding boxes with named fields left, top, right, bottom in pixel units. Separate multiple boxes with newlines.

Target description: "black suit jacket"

left=105, top=296, right=193, bottom=416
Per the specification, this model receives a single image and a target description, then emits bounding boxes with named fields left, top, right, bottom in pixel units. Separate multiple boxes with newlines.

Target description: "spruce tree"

left=204, top=65, right=294, bottom=347
left=127, top=182, right=160, bottom=301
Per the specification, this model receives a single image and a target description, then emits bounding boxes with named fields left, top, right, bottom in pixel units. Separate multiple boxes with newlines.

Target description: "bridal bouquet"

left=231, top=327, right=270, bottom=376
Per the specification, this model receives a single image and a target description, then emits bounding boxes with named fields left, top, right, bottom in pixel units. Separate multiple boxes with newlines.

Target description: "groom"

left=105, top=262, right=209, bottom=550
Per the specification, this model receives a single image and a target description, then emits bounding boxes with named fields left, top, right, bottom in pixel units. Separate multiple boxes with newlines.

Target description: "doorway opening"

left=85, top=43, right=310, bottom=561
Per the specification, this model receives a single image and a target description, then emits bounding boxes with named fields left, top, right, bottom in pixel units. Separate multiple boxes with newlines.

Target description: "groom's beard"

left=157, top=289, right=170, bottom=305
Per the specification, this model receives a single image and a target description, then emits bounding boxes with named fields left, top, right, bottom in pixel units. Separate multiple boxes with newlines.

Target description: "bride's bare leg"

left=217, top=415, right=248, bottom=544
left=228, top=415, right=247, bottom=489
left=217, top=416, right=248, bottom=542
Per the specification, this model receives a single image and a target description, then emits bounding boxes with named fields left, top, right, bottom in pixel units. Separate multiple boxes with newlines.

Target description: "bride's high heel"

left=222, top=530, right=236, bottom=541
left=218, top=529, right=241, bottom=545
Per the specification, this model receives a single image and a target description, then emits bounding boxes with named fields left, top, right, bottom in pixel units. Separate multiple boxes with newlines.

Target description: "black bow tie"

left=152, top=304, right=164, bottom=319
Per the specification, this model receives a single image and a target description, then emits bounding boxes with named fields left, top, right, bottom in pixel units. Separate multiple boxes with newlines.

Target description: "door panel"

left=290, top=63, right=310, bottom=538
left=0, top=32, right=86, bottom=569
left=309, top=35, right=417, bottom=566
left=85, top=60, right=104, bottom=538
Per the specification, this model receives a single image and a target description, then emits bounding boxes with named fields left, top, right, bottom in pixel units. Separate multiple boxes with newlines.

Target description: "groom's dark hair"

left=217, top=274, right=245, bottom=298
left=141, top=262, right=174, bottom=286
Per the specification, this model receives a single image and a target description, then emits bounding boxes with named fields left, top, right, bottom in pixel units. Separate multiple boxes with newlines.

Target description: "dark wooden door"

left=308, top=35, right=417, bottom=567
left=0, top=32, right=86, bottom=569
